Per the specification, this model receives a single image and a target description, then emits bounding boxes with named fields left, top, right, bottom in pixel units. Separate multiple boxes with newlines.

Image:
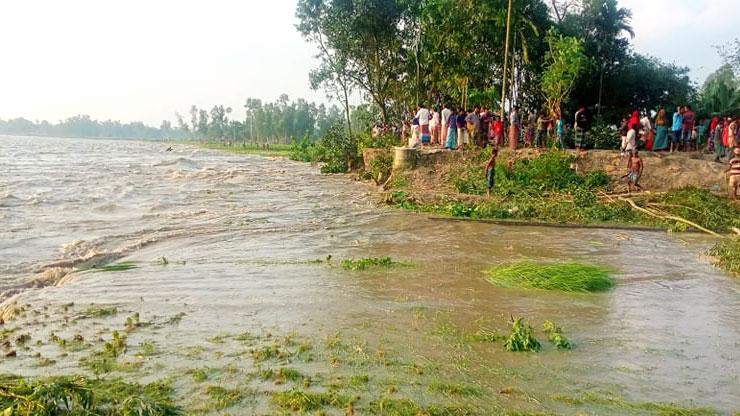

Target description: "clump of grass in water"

left=0, top=375, right=182, bottom=415
left=543, top=321, right=572, bottom=350
left=707, top=237, right=740, bottom=277
left=82, top=305, right=118, bottom=318
left=504, top=318, right=541, bottom=352
left=204, top=385, right=245, bottom=410
left=340, top=257, right=409, bottom=271
left=271, top=388, right=355, bottom=412
left=486, top=262, right=615, bottom=293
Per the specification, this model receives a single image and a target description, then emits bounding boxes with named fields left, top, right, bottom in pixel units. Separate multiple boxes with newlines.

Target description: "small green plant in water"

left=340, top=257, right=409, bottom=271
left=543, top=320, right=572, bottom=350
left=486, top=262, right=615, bottom=293
left=504, top=318, right=541, bottom=352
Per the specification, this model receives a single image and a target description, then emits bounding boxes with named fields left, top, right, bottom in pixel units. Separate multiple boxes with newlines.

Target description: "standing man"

left=466, top=106, right=483, bottom=147
left=574, top=106, right=588, bottom=152
left=681, top=105, right=696, bottom=152
left=508, top=106, right=521, bottom=150
left=415, top=103, right=431, bottom=145
left=441, top=104, right=452, bottom=148
left=670, top=106, right=683, bottom=153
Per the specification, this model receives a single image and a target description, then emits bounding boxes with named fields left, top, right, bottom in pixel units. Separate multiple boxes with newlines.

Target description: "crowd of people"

left=402, top=103, right=573, bottom=152
left=395, top=102, right=740, bottom=200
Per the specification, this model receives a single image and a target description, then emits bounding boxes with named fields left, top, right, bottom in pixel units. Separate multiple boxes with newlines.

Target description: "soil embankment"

left=398, top=148, right=728, bottom=202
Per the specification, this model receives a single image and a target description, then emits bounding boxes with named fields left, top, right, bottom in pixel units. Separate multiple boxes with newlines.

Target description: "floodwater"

left=1, top=135, right=738, bottom=414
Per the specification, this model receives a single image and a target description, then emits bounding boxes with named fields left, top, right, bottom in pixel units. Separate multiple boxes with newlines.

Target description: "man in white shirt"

left=415, top=104, right=431, bottom=145
left=441, top=104, right=452, bottom=147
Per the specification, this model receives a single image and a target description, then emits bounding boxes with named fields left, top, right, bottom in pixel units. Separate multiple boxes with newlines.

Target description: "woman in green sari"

left=653, top=108, right=669, bottom=151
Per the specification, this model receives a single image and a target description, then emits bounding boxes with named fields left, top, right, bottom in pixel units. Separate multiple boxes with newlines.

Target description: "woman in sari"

left=653, top=108, right=669, bottom=151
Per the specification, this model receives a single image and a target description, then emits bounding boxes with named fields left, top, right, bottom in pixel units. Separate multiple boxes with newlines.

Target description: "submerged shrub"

left=504, top=318, right=541, bottom=352
left=543, top=320, right=572, bottom=350
left=707, top=237, right=740, bottom=277
left=485, top=262, right=615, bottom=293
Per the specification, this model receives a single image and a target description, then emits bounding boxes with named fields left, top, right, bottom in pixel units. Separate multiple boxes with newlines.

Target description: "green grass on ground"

left=192, top=141, right=292, bottom=157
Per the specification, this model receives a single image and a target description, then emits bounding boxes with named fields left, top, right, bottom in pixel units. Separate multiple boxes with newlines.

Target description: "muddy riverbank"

left=0, top=136, right=738, bottom=414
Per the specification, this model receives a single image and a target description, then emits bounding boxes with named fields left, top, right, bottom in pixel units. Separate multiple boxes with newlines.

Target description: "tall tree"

left=296, top=0, right=411, bottom=123
left=541, top=29, right=588, bottom=116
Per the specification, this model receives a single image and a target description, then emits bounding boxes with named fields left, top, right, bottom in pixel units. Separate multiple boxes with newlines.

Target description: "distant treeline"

left=0, top=95, right=345, bottom=141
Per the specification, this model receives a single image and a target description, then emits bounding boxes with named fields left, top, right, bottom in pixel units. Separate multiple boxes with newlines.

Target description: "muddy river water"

left=1, top=136, right=738, bottom=414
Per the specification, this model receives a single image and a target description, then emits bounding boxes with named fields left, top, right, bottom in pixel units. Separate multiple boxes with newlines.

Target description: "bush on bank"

left=290, top=123, right=400, bottom=174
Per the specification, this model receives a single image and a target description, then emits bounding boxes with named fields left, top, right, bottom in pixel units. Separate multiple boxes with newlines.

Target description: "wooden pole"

left=500, top=0, right=513, bottom=120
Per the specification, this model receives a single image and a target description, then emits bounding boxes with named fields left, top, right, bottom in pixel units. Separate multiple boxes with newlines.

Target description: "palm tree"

left=583, top=0, right=635, bottom=116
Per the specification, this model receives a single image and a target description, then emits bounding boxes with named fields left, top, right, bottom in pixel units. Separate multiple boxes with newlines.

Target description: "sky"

left=0, top=0, right=737, bottom=125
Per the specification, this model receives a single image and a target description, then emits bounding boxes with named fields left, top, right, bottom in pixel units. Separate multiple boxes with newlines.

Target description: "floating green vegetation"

left=80, top=330, right=129, bottom=374
left=707, top=237, right=740, bottom=277
left=137, top=341, right=159, bottom=357
left=271, top=388, right=355, bottom=412
left=504, top=318, right=541, bottom=352
left=429, top=382, right=483, bottom=397
left=485, top=262, right=615, bottom=293
left=0, top=375, right=182, bottom=415
left=187, top=368, right=209, bottom=383
left=250, top=343, right=290, bottom=362
left=339, top=257, right=410, bottom=271
left=552, top=391, right=718, bottom=415
left=82, top=305, right=118, bottom=318
left=93, top=262, right=138, bottom=273
left=369, top=397, right=473, bottom=416
left=543, top=321, right=572, bottom=351
left=204, top=385, right=246, bottom=410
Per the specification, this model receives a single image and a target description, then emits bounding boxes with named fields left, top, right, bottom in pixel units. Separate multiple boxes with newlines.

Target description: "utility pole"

left=500, top=0, right=513, bottom=121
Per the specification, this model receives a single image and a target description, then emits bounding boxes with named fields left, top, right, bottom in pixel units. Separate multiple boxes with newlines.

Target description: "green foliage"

left=708, top=238, right=740, bottom=277
left=316, top=122, right=359, bottom=173
left=655, top=188, right=740, bottom=233
left=588, top=123, right=621, bottom=150
left=289, top=133, right=317, bottom=162
left=542, top=28, right=589, bottom=114
left=543, top=321, right=572, bottom=350
left=429, top=382, right=483, bottom=397
left=699, top=64, right=740, bottom=116
left=339, top=257, right=403, bottom=271
left=504, top=318, right=541, bottom=352
left=0, top=375, right=182, bottom=416
left=486, top=262, right=615, bottom=293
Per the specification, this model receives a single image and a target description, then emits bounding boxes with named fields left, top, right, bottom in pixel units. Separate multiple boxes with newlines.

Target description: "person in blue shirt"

left=670, top=106, right=683, bottom=153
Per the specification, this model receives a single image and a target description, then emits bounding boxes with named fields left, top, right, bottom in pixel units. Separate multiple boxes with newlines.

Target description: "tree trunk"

left=341, top=80, right=353, bottom=139
left=597, top=63, right=604, bottom=118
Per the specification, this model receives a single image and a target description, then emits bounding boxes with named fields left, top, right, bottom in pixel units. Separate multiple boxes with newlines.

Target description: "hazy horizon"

left=0, top=0, right=736, bottom=125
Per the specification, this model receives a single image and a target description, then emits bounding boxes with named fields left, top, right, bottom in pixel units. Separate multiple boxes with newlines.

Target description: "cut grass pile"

left=707, top=237, right=740, bottom=277
left=485, top=262, right=615, bottom=293
left=0, top=375, right=182, bottom=416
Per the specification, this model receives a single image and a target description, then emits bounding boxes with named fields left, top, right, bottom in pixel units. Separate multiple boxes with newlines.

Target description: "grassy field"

left=191, top=141, right=292, bottom=157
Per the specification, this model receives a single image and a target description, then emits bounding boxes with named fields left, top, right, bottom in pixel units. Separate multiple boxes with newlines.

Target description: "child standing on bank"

left=485, top=148, right=498, bottom=197
left=625, top=149, right=644, bottom=193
